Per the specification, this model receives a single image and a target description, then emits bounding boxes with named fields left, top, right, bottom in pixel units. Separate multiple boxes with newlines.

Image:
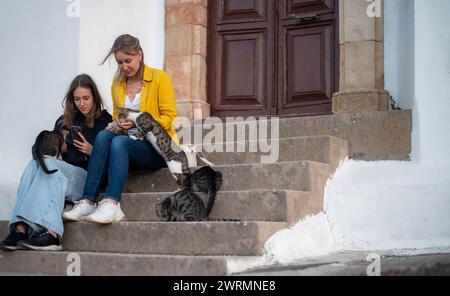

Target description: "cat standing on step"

left=155, top=166, right=222, bottom=221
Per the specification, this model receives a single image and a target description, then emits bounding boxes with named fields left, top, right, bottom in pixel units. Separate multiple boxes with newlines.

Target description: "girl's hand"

left=73, top=132, right=93, bottom=156
left=61, top=142, right=68, bottom=153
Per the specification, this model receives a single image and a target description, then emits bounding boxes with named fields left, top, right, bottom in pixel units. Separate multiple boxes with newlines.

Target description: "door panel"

left=279, top=23, right=334, bottom=114
left=218, top=30, right=266, bottom=109
left=219, top=0, right=267, bottom=23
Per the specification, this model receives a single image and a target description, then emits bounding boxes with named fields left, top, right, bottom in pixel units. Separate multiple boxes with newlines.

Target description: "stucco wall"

left=0, top=0, right=165, bottom=220
left=384, top=0, right=415, bottom=110
left=413, top=0, right=450, bottom=164
left=0, top=0, right=80, bottom=220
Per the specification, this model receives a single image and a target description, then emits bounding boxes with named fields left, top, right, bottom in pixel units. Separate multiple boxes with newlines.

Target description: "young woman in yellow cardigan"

left=63, top=34, right=178, bottom=224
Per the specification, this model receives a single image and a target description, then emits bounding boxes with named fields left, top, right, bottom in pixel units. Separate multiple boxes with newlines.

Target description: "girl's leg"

left=83, top=130, right=120, bottom=202
left=46, top=158, right=87, bottom=202
left=85, top=137, right=166, bottom=224
left=104, top=136, right=166, bottom=202
left=1, top=159, right=75, bottom=251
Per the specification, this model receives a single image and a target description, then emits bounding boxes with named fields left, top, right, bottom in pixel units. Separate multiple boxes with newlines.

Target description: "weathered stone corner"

left=332, top=89, right=389, bottom=114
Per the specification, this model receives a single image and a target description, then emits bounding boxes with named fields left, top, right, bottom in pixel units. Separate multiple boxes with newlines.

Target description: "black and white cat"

left=155, top=166, right=223, bottom=221
left=32, top=130, right=65, bottom=175
left=118, top=108, right=191, bottom=181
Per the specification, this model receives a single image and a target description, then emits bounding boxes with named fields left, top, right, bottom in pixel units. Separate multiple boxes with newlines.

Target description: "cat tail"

left=205, top=171, right=222, bottom=216
left=32, top=132, right=58, bottom=175
left=205, top=188, right=218, bottom=217
left=180, top=151, right=191, bottom=175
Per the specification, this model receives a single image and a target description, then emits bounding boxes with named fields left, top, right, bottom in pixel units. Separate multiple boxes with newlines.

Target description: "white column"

left=78, top=0, right=165, bottom=113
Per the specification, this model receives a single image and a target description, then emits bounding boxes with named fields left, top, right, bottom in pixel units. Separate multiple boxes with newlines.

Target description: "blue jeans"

left=82, top=130, right=166, bottom=202
left=9, top=159, right=86, bottom=237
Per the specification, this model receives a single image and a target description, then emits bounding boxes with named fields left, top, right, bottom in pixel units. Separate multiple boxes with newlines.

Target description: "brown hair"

left=101, top=34, right=145, bottom=82
left=62, top=74, right=105, bottom=129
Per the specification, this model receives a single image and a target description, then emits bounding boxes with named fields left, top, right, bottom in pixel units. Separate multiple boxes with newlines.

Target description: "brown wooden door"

left=208, top=0, right=338, bottom=118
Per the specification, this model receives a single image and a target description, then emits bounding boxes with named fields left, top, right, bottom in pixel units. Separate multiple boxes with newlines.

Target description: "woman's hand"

left=106, top=121, right=118, bottom=132
left=118, top=120, right=136, bottom=131
left=73, top=132, right=93, bottom=156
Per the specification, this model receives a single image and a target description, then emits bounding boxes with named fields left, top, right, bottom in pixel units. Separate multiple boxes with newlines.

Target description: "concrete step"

left=119, top=190, right=313, bottom=224
left=0, top=251, right=228, bottom=276
left=61, top=221, right=286, bottom=256
left=196, top=136, right=348, bottom=171
left=125, top=160, right=331, bottom=193
left=181, top=110, right=411, bottom=160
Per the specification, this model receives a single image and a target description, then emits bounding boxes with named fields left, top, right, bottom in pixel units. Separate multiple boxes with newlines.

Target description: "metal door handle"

left=288, top=13, right=318, bottom=23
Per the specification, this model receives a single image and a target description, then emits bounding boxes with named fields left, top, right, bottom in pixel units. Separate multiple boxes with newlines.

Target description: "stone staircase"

left=0, top=110, right=411, bottom=275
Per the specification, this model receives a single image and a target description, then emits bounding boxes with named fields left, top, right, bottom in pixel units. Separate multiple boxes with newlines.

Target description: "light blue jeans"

left=8, top=159, right=87, bottom=237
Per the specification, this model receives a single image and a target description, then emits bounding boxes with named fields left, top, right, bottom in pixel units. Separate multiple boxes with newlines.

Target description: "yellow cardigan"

left=111, top=65, right=178, bottom=143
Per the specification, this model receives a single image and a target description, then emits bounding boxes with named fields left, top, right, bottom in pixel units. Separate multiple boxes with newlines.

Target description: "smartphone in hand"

left=71, top=126, right=83, bottom=142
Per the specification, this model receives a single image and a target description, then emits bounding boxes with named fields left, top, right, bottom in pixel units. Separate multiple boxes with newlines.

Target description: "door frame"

left=164, top=0, right=385, bottom=120
left=206, top=0, right=339, bottom=118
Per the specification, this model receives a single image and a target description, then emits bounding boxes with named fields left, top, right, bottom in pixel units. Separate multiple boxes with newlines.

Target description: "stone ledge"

left=332, top=89, right=389, bottom=113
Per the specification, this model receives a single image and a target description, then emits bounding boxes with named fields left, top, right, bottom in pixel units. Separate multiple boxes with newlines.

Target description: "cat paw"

left=130, top=135, right=140, bottom=141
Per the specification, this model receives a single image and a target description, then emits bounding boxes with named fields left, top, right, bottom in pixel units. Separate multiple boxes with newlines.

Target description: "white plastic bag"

left=180, top=144, right=215, bottom=168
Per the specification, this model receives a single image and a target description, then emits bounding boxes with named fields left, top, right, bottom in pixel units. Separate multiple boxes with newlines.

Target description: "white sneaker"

left=85, top=199, right=126, bottom=224
left=63, top=199, right=96, bottom=222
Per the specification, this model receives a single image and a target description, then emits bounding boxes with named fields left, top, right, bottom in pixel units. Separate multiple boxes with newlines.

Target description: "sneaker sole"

left=19, top=243, right=63, bottom=252
left=85, top=214, right=126, bottom=225
left=63, top=212, right=96, bottom=222
left=62, top=215, right=85, bottom=222
left=0, top=245, right=19, bottom=251
left=0, top=242, right=29, bottom=251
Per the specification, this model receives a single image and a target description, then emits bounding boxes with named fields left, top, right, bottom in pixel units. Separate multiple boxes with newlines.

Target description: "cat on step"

left=155, top=166, right=223, bottom=221
left=118, top=108, right=190, bottom=182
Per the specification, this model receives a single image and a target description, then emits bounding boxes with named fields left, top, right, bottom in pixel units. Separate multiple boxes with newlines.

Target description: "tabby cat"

left=32, top=130, right=65, bottom=174
left=155, top=189, right=207, bottom=221
left=155, top=166, right=223, bottom=221
left=118, top=108, right=190, bottom=181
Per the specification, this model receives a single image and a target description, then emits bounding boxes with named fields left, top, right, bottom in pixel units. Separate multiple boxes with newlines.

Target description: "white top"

left=124, top=93, right=141, bottom=136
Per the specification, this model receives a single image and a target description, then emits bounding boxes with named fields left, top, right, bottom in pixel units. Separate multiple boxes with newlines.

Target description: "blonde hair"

left=101, top=34, right=145, bottom=82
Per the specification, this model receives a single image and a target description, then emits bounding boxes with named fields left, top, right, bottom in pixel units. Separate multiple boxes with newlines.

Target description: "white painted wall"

left=0, top=0, right=165, bottom=220
left=385, top=0, right=450, bottom=164
left=384, top=0, right=415, bottom=110
left=0, top=0, right=80, bottom=220
left=78, top=0, right=165, bottom=113
left=325, top=160, right=450, bottom=252
left=413, top=0, right=450, bottom=164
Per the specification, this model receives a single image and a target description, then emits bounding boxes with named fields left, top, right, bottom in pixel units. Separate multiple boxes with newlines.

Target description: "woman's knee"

left=94, top=130, right=116, bottom=147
